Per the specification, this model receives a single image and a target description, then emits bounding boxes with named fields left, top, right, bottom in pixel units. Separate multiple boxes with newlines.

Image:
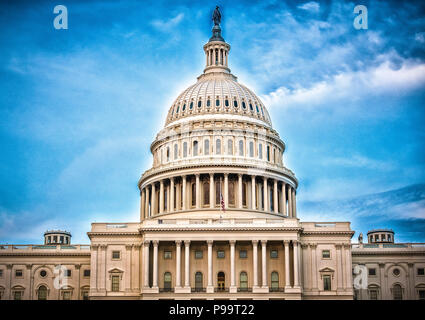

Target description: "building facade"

left=0, top=18, right=423, bottom=301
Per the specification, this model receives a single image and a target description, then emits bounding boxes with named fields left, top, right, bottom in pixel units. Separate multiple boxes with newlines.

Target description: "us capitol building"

left=1, top=11, right=424, bottom=301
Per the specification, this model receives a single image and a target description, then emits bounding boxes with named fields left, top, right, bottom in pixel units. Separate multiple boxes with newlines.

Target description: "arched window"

left=216, top=98, right=220, bottom=106
left=249, top=141, right=254, bottom=157
left=217, top=272, right=225, bottom=291
left=240, top=272, right=248, bottom=291
left=271, top=272, right=279, bottom=291
left=190, top=101, right=193, bottom=109
left=242, top=182, right=247, bottom=207
left=242, top=101, right=246, bottom=110
left=227, top=140, right=233, bottom=155
left=183, top=142, right=188, bottom=158
left=225, top=99, right=229, bottom=107
left=176, top=105, right=180, bottom=113
left=267, top=146, right=270, bottom=161
left=238, top=140, right=244, bottom=156
left=204, top=139, right=210, bottom=155
left=249, top=103, right=254, bottom=111
left=259, top=143, right=263, bottom=159
left=198, top=100, right=202, bottom=108
left=233, top=100, right=238, bottom=108
left=191, top=183, right=196, bottom=207
left=256, top=105, right=259, bottom=113
left=195, top=272, right=203, bottom=291
left=182, top=103, right=186, bottom=111
left=216, top=139, right=221, bottom=155
left=164, top=272, right=172, bottom=291
left=193, top=141, right=198, bottom=156
left=393, top=284, right=402, bottom=300
left=166, top=147, right=170, bottom=162
left=207, top=99, right=211, bottom=107
left=203, top=181, right=210, bottom=206
left=38, top=285, right=47, bottom=300
left=215, top=181, right=221, bottom=206
left=229, top=181, right=235, bottom=206
left=174, top=144, right=178, bottom=159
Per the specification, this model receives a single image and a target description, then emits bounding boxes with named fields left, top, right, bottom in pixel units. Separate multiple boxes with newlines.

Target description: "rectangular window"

left=111, top=275, right=120, bottom=292
left=0, top=269, right=3, bottom=278
left=164, top=251, right=172, bottom=259
left=14, top=291, right=22, bottom=300
left=195, top=250, right=203, bottom=259
left=270, top=250, right=278, bottom=259
left=259, top=144, right=263, bottom=159
left=60, top=236, right=64, bottom=243
left=370, top=289, right=378, bottom=300
left=217, top=250, right=225, bottom=259
left=419, top=290, right=425, bottom=300
left=112, top=251, right=121, bottom=260
left=322, top=250, right=330, bottom=259
left=83, top=270, right=90, bottom=277
left=323, top=275, right=331, bottom=291
left=65, top=269, right=72, bottom=277
left=53, top=236, right=58, bottom=243
left=15, top=270, right=23, bottom=278
left=417, top=268, right=425, bottom=276
left=368, top=268, right=376, bottom=276
left=239, top=250, right=247, bottom=259
left=62, top=291, right=71, bottom=300
left=82, top=291, right=89, bottom=300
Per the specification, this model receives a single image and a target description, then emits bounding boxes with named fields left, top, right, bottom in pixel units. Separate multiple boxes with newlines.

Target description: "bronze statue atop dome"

left=212, top=6, right=221, bottom=26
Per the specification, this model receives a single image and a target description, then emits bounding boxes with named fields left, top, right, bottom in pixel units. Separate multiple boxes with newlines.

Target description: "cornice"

left=352, top=250, right=425, bottom=256
left=301, top=231, right=355, bottom=236
left=0, top=252, right=90, bottom=257
left=139, top=227, right=302, bottom=233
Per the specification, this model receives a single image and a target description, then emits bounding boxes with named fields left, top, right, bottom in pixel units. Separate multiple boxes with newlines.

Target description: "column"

left=209, top=174, right=214, bottom=209
left=184, top=240, right=190, bottom=288
left=170, top=178, right=175, bottom=213
left=230, top=240, right=236, bottom=291
left=176, top=181, right=181, bottom=211
left=195, top=174, right=200, bottom=209
left=182, top=176, right=187, bottom=210
left=143, top=241, right=150, bottom=288
left=284, top=241, right=291, bottom=289
left=336, top=244, right=343, bottom=291
left=282, top=183, right=287, bottom=216
left=224, top=173, right=229, bottom=208
left=133, top=245, right=140, bottom=291
left=151, top=183, right=157, bottom=215
left=159, top=180, right=164, bottom=214
left=292, top=188, right=297, bottom=218
left=175, top=241, right=181, bottom=288
left=263, top=177, right=268, bottom=211
left=251, top=176, right=256, bottom=210
left=89, top=245, right=98, bottom=294
left=252, top=240, right=259, bottom=288
left=166, top=183, right=170, bottom=212
left=344, top=244, right=352, bottom=290
left=125, top=245, right=132, bottom=292
left=311, top=244, right=318, bottom=290
left=152, top=241, right=158, bottom=288
left=287, top=186, right=292, bottom=218
left=207, top=241, right=213, bottom=291
left=273, top=180, right=278, bottom=214
left=261, top=240, right=268, bottom=288
left=100, top=244, right=107, bottom=291
left=293, top=240, right=300, bottom=288
left=140, top=189, right=145, bottom=220
left=379, top=263, right=385, bottom=299
left=238, top=174, right=243, bottom=208
left=145, top=187, right=150, bottom=218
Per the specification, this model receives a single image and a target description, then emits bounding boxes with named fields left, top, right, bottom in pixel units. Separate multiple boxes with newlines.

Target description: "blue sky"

left=0, top=0, right=424, bottom=244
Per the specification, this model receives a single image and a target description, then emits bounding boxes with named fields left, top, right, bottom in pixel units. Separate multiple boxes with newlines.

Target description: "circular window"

left=393, top=268, right=400, bottom=276
left=40, top=270, right=47, bottom=278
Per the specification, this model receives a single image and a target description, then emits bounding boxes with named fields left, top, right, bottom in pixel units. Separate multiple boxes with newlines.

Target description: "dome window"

left=198, top=100, right=202, bottom=108
left=176, top=105, right=180, bottom=113
left=261, top=106, right=264, bottom=116
left=216, top=99, right=220, bottom=106
left=233, top=100, right=238, bottom=108
left=242, top=101, right=247, bottom=110
left=255, top=104, right=259, bottom=113
left=182, top=103, right=186, bottom=111
left=225, top=99, right=229, bottom=107
left=249, top=103, right=253, bottom=111
left=207, top=99, right=211, bottom=107
left=190, top=101, right=193, bottom=109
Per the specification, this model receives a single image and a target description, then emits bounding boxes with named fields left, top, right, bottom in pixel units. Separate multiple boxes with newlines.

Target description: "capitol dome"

left=138, top=20, right=298, bottom=221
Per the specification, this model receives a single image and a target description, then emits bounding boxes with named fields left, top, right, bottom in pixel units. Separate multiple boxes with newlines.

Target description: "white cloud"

left=261, top=59, right=425, bottom=110
left=322, top=154, right=395, bottom=171
left=297, top=1, right=320, bottom=12
left=151, top=13, right=184, bottom=31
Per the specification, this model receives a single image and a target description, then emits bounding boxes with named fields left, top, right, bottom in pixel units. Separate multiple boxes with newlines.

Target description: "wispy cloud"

left=151, top=13, right=185, bottom=31
left=297, top=1, right=320, bottom=12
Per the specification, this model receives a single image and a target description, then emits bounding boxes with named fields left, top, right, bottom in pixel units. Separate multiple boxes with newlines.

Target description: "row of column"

left=205, top=46, right=228, bottom=67
left=143, top=239, right=300, bottom=291
left=140, top=174, right=297, bottom=218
